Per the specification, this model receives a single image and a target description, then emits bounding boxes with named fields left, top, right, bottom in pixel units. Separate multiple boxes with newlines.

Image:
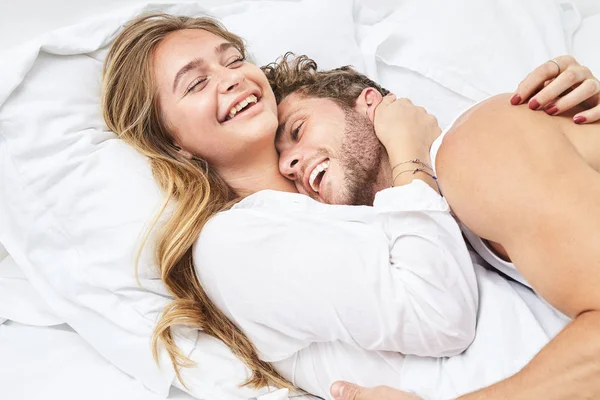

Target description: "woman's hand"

left=511, top=55, right=600, bottom=124
left=374, top=94, right=441, bottom=163
left=373, top=95, right=441, bottom=190
left=330, top=381, right=422, bottom=400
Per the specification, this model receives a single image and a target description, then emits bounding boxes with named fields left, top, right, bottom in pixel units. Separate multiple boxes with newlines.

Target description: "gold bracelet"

left=392, top=167, right=438, bottom=186
left=391, top=158, right=433, bottom=173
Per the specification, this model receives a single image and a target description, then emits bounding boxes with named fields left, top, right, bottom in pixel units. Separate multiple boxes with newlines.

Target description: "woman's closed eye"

left=183, top=57, right=244, bottom=96
left=185, top=77, right=208, bottom=95
left=227, top=56, right=246, bottom=67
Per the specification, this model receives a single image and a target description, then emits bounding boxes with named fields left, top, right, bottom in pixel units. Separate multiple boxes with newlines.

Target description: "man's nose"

left=278, top=151, right=302, bottom=180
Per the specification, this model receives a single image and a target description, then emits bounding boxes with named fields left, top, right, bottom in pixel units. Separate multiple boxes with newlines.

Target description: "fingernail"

left=331, top=382, right=345, bottom=397
left=510, top=94, right=522, bottom=105
left=545, top=105, right=558, bottom=115
left=574, top=115, right=587, bottom=124
left=529, top=99, right=540, bottom=110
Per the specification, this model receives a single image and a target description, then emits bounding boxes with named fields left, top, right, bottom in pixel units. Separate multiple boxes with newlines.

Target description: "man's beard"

left=338, top=108, right=385, bottom=206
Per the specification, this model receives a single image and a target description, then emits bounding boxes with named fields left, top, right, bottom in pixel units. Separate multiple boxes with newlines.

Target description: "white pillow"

left=0, top=1, right=361, bottom=399
left=0, top=242, right=7, bottom=262
left=356, top=0, right=577, bottom=129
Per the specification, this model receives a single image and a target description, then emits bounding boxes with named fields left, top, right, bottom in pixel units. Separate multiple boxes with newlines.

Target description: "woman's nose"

left=218, top=68, right=245, bottom=93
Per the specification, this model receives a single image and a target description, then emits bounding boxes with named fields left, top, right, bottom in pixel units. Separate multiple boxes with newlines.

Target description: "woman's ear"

left=179, top=149, right=193, bottom=160
left=354, top=87, right=384, bottom=123
left=173, top=142, right=193, bottom=160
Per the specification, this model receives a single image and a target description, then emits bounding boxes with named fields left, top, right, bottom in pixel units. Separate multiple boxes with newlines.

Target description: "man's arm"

left=436, top=94, right=600, bottom=399
left=330, top=314, right=600, bottom=400
left=436, top=94, right=600, bottom=318
left=330, top=94, right=600, bottom=400
left=459, top=310, right=600, bottom=399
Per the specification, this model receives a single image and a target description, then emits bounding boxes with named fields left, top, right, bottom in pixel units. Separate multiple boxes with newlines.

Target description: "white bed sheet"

left=0, top=321, right=197, bottom=400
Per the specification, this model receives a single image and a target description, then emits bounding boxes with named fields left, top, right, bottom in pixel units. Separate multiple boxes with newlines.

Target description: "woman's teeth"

left=309, top=160, right=330, bottom=192
left=227, top=94, right=258, bottom=120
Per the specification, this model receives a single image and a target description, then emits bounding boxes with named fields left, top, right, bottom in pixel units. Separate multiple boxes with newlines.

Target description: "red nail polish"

left=545, top=106, right=558, bottom=115
left=510, top=94, right=522, bottom=105
left=529, top=99, right=540, bottom=110
left=574, top=115, right=587, bottom=124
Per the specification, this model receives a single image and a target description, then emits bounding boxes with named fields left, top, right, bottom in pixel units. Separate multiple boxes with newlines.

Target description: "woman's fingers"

left=542, top=78, right=600, bottom=116
left=380, top=93, right=397, bottom=107
left=529, top=67, right=598, bottom=110
left=512, top=56, right=578, bottom=105
left=511, top=55, right=600, bottom=123
left=573, top=104, right=600, bottom=124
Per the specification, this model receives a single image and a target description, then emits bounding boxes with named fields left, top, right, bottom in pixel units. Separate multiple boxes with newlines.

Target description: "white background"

left=0, top=0, right=385, bottom=52
left=1, top=0, right=599, bottom=53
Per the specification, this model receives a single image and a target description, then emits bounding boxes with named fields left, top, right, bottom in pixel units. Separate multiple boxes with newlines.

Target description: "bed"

left=1, top=0, right=599, bottom=399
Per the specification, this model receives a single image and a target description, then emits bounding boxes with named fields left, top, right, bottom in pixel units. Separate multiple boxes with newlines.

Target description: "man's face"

left=275, top=92, right=385, bottom=206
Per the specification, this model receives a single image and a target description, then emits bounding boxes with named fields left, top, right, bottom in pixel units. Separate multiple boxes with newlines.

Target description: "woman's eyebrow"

left=172, top=43, right=237, bottom=94
left=172, top=57, right=204, bottom=94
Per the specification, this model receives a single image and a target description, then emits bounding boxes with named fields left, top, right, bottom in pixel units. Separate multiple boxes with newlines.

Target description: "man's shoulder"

left=451, top=93, right=535, bottom=134
left=440, top=93, right=553, bottom=161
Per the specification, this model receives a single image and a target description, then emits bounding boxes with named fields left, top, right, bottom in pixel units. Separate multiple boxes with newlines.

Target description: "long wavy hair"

left=101, top=13, right=291, bottom=390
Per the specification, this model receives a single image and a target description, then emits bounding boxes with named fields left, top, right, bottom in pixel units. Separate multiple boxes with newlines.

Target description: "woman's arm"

left=192, top=186, right=477, bottom=361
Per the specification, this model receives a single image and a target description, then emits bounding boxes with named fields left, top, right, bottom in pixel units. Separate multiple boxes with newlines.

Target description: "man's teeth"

left=309, top=160, right=330, bottom=192
left=227, top=94, right=258, bottom=120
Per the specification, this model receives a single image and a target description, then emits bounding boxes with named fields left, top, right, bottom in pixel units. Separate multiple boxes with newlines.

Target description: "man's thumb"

left=330, top=381, right=364, bottom=400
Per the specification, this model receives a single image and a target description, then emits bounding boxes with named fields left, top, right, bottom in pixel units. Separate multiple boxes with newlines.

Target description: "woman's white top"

left=194, top=181, right=477, bottom=361
left=193, top=180, right=569, bottom=399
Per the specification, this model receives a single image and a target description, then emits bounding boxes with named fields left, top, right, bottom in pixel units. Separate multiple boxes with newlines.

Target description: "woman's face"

left=152, top=29, right=278, bottom=170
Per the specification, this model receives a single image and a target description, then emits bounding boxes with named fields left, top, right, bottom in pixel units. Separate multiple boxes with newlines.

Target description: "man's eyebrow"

left=172, top=43, right=237, bottom=94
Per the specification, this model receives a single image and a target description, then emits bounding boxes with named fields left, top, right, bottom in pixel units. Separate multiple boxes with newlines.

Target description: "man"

left=263, top=54, right=600, bottom=399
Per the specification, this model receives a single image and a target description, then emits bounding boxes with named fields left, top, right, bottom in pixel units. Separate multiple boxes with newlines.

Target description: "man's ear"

left=354, top=87, right=384, bottom=123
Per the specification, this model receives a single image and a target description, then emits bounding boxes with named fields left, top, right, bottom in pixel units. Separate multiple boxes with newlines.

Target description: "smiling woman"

left=150, top=27, right=280, bottom=174
left=102, top=13, right=298, bottom=391
left=102, top=12, right=481, bottom=398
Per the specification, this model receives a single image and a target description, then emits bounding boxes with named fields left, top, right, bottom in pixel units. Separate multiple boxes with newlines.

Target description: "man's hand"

left=330, top=381, right=421, bottom=400
left=511, top=55, right=600, bottom=123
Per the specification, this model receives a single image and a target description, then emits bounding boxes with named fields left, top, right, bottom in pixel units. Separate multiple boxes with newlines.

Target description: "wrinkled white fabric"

left=0, top=1, right=362, bottom=398
left=193, top=182, right=569, bottom=399
left=194, top=181, right=478, bottom=363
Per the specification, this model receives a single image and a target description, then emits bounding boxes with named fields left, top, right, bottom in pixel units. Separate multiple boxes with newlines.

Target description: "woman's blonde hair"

left=101, top=13, right=291, bottom=390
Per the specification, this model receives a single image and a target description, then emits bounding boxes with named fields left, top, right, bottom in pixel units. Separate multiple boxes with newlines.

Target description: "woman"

left=102, top=12, right=478, bottom=394
left=102, top=13, right=598, bottom=400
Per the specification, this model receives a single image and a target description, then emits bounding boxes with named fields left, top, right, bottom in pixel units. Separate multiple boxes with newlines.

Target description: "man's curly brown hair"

left=261, top=53, right=390, bottom=108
